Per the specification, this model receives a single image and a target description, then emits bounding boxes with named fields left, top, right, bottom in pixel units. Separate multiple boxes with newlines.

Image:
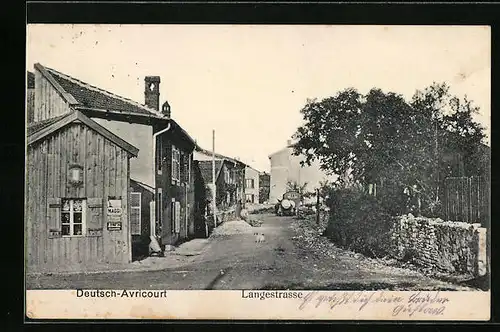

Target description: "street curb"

left=26, top=264, right=173, bottom=277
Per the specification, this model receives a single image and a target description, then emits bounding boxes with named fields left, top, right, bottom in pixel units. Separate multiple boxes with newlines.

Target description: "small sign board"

left=107, top=199, right=123, bottom=216
left=107, top=222, right=122, bottom=231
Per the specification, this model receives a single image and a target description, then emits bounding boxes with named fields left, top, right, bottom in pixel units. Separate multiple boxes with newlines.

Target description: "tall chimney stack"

left=144, top=76, right=160, bottom=111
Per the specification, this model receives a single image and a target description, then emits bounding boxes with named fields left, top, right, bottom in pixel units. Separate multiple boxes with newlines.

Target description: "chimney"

left=287, top=139, right=292, bottom=146
left=161, top=101, right=171, bottom=118
left=144, top=76, right=160, bottom=111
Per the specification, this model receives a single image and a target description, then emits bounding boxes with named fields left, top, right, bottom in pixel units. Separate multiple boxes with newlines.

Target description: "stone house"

left=268, top=140, right=337, bottom=204
left=244, top=166, right=260, bottom=205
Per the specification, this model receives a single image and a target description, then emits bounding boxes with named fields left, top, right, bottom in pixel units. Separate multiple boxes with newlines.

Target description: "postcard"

left=25, top=24, right=490, bottom=320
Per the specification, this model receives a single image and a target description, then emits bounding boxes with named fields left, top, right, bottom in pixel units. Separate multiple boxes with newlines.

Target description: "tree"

left=286, top=181, right=308, bottom=195
left=293, top=83, right=487, bottom=216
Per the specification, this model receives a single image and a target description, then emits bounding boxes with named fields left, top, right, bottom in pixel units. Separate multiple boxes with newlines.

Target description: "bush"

left=325, top=186, right=395, bottom=257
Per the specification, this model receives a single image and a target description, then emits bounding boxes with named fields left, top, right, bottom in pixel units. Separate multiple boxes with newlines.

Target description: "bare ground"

left=26, top=213, right=474, bottom=290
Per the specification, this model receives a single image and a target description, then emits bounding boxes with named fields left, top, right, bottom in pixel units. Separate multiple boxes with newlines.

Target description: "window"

left=172, top=145, right=180, bottom=183
left=175, top=201, right=181, bottom=233
left=246, top=194, right=254, bottom=203
left=130, top=192, right=141, bottom=235
left=246, top=179, right=254, bottom=189
left=61, top=199, right=86, bottom=236
left=170, top=199, right=181, bottom=234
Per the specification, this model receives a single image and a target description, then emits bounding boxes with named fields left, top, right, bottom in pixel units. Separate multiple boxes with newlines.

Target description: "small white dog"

left=254, top=233, right=265, bottom=243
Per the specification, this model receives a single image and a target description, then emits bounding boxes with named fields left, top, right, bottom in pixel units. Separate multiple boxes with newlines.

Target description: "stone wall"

left=390, top=215, right=488, bottom=277
left=326, top=211, right=488, bottom=278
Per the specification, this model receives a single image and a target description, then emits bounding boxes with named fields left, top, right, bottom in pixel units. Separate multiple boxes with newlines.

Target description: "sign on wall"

left=107, top=198, right=122, bottom=231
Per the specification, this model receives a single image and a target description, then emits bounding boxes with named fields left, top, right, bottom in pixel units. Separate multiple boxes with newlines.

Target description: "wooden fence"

left=444, top=176, right=489, bottom=226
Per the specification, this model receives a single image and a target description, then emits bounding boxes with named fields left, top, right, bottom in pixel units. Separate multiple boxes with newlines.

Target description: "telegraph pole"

left=212, top=129, right=217, bottom=228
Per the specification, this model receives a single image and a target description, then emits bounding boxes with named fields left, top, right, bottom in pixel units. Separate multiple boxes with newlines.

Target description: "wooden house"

left=28, top=63, right=198, bottom=257
left=26, top=110, right=139, bottom=272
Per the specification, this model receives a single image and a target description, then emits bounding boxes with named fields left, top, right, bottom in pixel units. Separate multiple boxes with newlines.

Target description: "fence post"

left=316, top=188, right=320, bottom=225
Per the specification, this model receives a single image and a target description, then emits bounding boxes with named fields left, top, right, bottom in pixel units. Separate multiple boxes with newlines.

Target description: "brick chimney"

left=144, top=76, right=160, bottom=111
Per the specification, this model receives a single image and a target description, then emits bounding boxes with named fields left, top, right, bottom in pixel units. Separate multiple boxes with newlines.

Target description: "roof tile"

left=46, top=67, right=161, bottom=117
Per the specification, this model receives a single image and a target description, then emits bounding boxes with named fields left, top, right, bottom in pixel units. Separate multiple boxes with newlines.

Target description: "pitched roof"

left=194, top=144, right=247, bottom=167
left=197, top=160, right=224, bottom=184
left=34, top=63, right=164, bottom=118
left=130, top=179, right=155, bottom=193
left=26, top=113, right=68, bottom=136
left=268, top=144, right=295, bottom=158
left=27, top=110, right=139, bottom=157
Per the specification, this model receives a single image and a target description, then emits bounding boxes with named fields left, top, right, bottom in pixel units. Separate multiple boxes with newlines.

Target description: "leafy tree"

left=292, top=83, right=488, bottom=217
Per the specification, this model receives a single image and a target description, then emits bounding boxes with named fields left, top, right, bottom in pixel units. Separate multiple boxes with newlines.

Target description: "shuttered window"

left=87, top=197, right=104, bottom=237
left=60, top=199, right=87, bottom=237
left=175, top=201, right=181, bottom=233
left=171, top=200, right=175, bottom=233
left=170, top=200, right=181, bottom=234
left=130, top=192, right=141, bottom=235
left=181, top=153, right=189, bottom=184
left=47, top=197, right=102, bottom=238
left=172, top=146, right=180, bottom=183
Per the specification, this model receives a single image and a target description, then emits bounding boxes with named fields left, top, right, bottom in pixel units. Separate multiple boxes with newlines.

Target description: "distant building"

left=244, top=166, right=260, bottom=205
left=193, top=147, right=246, bottom=210
left=268, top=140, right=337, bottom=204
left=258, top=172, right=270, bottom=203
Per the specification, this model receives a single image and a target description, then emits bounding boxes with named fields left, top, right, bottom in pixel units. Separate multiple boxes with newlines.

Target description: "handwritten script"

left=298, top=291, right=450, bottom=317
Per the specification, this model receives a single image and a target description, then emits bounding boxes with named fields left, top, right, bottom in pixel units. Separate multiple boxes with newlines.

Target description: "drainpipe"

left=151, top=122, right=172, bottom=238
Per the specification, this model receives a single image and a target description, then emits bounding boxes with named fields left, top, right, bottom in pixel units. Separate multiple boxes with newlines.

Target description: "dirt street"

left=26, top=213, right=472, bottom=290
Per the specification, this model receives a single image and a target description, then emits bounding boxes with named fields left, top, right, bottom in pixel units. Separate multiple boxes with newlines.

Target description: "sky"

left=26, top=25, right=490, bottom=173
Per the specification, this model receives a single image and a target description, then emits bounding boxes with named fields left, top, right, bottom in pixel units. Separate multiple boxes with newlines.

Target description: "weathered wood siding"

left=26, top=122, right=132, bottom=272
left=34, top=69, right=72, bottom=122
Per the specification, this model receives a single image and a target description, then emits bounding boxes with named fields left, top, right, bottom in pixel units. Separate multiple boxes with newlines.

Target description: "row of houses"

left=25, top=63, right=268, bottom=272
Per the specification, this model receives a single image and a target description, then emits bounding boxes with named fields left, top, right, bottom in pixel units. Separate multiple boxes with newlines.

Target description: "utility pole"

left=212, top=129, right=217, bottom=228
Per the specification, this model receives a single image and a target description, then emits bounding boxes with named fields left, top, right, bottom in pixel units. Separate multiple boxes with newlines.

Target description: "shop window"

left=61, top=198, right=87, bottom=236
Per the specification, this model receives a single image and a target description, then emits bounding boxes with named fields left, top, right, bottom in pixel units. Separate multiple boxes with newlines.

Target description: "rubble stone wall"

left=390, top=215, right=487, bottom=276
left=326, top=211, right=487, bottom=277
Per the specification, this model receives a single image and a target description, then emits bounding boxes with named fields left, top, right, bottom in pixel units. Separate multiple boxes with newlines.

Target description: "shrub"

left=325, top=186, right=395, bottom=257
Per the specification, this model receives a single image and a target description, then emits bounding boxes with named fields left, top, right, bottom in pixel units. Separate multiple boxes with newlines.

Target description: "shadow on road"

left=204, top=267, right=233, bottom=290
